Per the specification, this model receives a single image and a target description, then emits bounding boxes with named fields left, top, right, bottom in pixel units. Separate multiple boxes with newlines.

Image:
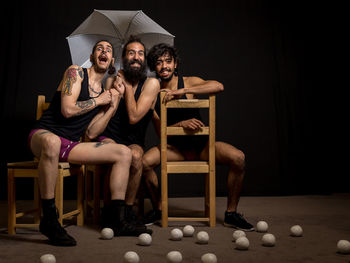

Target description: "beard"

left=122, top=58, right=147, bottom=83
left=157, top=69, right=175, bottom=82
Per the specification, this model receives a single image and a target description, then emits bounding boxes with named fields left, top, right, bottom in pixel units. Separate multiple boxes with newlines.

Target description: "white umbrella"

left=66, top=9, right=175, bottom=70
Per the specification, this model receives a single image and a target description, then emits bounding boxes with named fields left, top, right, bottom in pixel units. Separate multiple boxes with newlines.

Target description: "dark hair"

left=147, top=43, right=179, bottom=72
left=122, top=35, right=146, bottom=58
left=91, top=40, right=115, bottom=56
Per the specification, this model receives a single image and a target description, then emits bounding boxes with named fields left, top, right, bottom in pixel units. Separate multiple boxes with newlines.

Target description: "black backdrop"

left=0, top=0, right=345, bottom=200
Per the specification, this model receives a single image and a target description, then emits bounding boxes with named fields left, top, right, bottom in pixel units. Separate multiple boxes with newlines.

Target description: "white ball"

left=40, top=254, right=56, bottom=263
left=337, top=240, right=350, bottom=254
left=256, top=221, right=268, bottom=232
left=232, top=230, right=246, bottom=241
left=123, top=251, right=140, bottom=263
left=170, top=228, right=183, bottom=241
left=235, top=236, right=249, bottom=250
left=138, top=233, right=152, bottom=246
left=201, top=253, right=217, bottom=263
left=183, top=225, right=195, bottom=237
left=290, top=225, right=303, bottom=237
left=262, top=233, right=276, bottom=247
left=197, top=231, right=209, bottom=244
left=166, top=251, right=182, bottom=263
left=101, top=227, right=114, bottom=240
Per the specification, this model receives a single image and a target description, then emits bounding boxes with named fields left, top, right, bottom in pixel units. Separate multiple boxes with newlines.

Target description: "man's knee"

left=142, top=153, right=159, bottom=172
left=233, top=150, right=245, bottom=171
left=131, top=148, right=144, bottom=169
left=41, top=135, right=61, bottom=159
left=112, top=144, right=132, bottom=164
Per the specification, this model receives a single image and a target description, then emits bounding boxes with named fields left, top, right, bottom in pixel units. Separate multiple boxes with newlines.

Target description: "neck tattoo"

left=89, top=84, right=101, bottom=96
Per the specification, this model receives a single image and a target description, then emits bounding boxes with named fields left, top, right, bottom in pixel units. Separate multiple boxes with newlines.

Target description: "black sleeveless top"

left=101, top=79, right=153, bottom=147
left=35, top=68, right=103, bottom=142
left=155, top=75, right=208, bottom=151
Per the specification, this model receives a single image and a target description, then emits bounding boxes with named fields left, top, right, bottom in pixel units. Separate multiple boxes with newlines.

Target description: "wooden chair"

left=7, top=95, right=84, bottom=235
left=160, top=91, right=216, bottom=227
left=85, top=164, right=103, bottom=224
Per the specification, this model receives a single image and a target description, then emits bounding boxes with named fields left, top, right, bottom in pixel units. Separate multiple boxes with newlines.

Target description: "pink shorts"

left=28, top=129, right=80, bottom=162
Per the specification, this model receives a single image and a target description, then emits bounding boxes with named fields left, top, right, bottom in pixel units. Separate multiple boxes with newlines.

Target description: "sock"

left=42, top=198, right=56, bottom=218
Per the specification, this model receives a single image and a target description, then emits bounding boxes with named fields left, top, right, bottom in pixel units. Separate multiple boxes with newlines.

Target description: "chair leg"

left=205, top=173, right=209, bottom=217
left=161, top=173, right=168, bottom=228
left=209, top=171, right=216, bottom=227
left=7, top=170, right=16, bottom=235
left=93, top=169, right=101, bottom=225
left=34, top=178, right=41, bottom=224
left=56, top=174, right=64, bottom=225
left=77, top=167, right=84, bottom=226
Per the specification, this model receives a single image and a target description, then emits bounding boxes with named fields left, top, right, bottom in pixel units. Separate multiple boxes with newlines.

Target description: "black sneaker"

left=39, top=217, right=77, bottom=246
left=143, top=209, right=161, bottom=226
left=224, top=211, right=254, bottom=231
left=113, top=221, right=153, bottom=237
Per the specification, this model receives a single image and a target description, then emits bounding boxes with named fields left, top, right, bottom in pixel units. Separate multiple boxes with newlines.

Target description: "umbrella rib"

left=124, top=11, right=141, bottom=43
left=96, top=10, right=123, bottom=40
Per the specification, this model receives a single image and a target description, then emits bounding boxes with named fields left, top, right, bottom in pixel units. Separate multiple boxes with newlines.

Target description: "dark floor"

left=1, top=194, right=350, bottom=262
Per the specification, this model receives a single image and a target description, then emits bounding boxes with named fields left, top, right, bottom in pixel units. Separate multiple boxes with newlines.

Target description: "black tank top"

left=101, top=79, right=153, bottom=147
left=35, top=68, right=103, bottom=142
left=155, top=75, right=208, bottom=151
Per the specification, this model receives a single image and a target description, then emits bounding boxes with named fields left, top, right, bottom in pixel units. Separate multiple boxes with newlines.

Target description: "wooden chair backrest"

left=36, top=95, right=50, bottom=120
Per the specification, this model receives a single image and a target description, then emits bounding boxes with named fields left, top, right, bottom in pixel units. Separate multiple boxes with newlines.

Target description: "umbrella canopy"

left=66, top=9, right=175, bottom=70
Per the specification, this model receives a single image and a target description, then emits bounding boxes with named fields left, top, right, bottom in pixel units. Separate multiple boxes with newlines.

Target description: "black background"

left=0, top=0, right=345, bottom=200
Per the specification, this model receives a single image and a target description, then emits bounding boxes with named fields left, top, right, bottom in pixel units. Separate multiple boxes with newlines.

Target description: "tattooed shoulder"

left=63, top=67, right=82, bottom=96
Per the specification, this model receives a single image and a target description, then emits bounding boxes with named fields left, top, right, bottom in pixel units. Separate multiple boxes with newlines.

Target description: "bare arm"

left=152, top=107, right=204, bottom=138
left=163, top=76, right=223, bottom=102
left=85, top=76, right=124, bottom=139
left=119, top=72, right=160, bottom=124
left=59, top=66, right=112, bottom=118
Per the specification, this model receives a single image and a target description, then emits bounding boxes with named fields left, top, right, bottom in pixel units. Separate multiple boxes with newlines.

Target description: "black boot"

left=110, top=200, right=152, bottom=236
left=40, top=199, right=76, bottom=246
left=124, top=205, right=145, bottom=227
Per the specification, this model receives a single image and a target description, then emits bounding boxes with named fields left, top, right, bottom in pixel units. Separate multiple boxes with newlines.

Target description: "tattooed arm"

left=58, top=65, right=112, bottom=118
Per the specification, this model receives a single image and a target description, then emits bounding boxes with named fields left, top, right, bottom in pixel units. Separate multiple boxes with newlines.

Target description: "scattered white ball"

left=138, top=233, right=152, bottom=246
left=201, top=253, right=217, bottom=263
left=197, top=231, right=209, bottom=244
left=235, top=236, right=249, bottom=250
left=290, top=225, right=303, bottom=237
left=337, top=240, right=350, bottom=254
left=262, top=233, right=276, bottom=247
left=123, top=251, right=140, bottom=263
left=166, top=251, right=182, bottom=263
left=256, top=221, right=268, bottom=232
left=232, top=230, right=246, bottom=241
left=101, top=227, right=114, bottom=240
left=170, top=228, right=183, bottom=241
left=40, top=254, right=56, bottom=263
left=183, top=225, right=195, bottom=237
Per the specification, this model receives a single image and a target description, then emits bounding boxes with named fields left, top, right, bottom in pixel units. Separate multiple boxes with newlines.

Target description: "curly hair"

left=147, top=43, right=179, bottom=73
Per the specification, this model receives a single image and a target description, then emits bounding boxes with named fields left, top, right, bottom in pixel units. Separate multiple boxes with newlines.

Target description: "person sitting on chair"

left=29, top=40, right=149, bottom=247
left=86, top=36, right=159, bottom=228
left=142, top=43, right=254, bottom=231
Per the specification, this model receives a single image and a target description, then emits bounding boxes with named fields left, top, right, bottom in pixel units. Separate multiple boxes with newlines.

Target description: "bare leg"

left=125, top=144, right=144, bottom=206
left=30, top=130, right=61, bottom=199
left=142, top=145, right=185, bottom=211
left=200, top=141, right=245, bottom=212
left=68, top=141, right=132, bottom=200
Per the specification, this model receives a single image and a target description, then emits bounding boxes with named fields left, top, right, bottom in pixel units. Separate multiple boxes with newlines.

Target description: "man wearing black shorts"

left=142, top=43, right=254, bottom=231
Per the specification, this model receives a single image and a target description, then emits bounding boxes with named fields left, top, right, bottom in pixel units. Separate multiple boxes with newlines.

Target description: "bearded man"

left=89, top=36, right=159, bottom=228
